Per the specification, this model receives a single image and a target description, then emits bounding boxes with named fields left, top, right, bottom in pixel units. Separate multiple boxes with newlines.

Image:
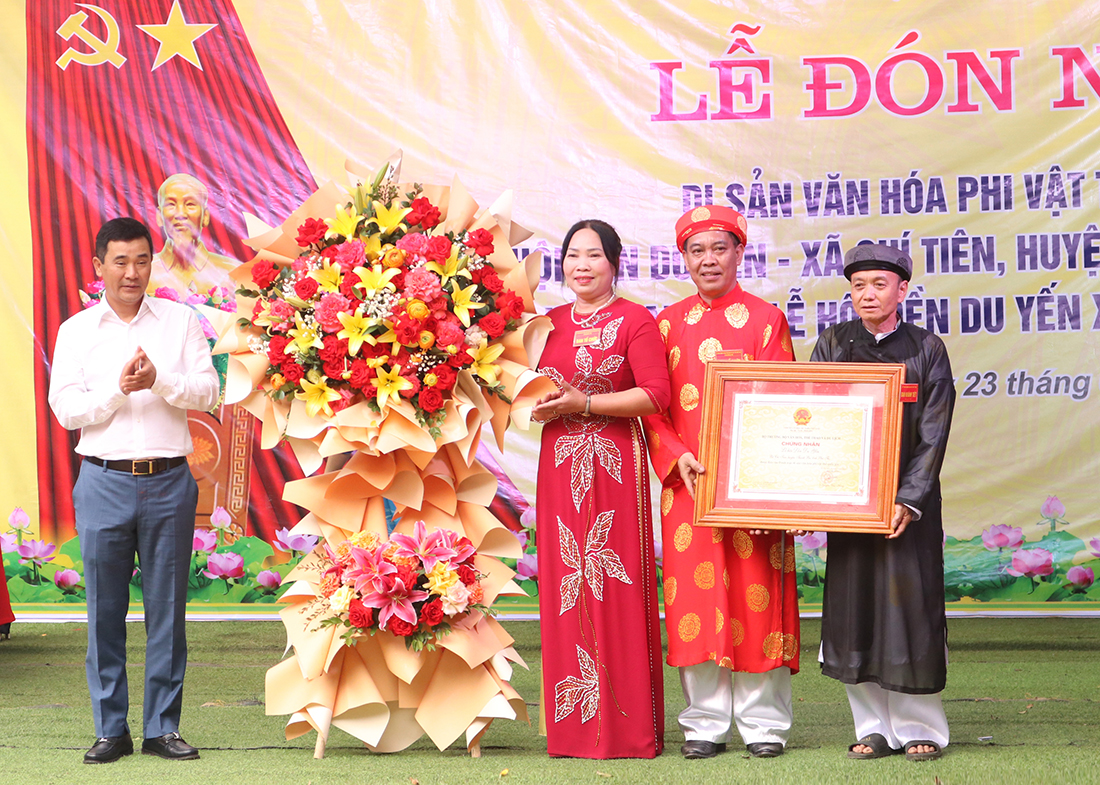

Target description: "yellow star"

left=137, top=1, right=217, bottom=71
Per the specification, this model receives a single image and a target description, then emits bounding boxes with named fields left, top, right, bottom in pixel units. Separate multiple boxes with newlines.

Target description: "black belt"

left=84, top=456, right=188, bottom=476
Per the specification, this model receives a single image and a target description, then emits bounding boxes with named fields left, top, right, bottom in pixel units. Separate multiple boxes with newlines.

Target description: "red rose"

left=399, top=372, right=421, bottom=399
left=340, top=270, right=361, bottom=299
left=425, top=235, right=452, bottom=262
left=421, top=598, right=445, bottom=627
left=478, top=311, right=507, bottom=339
left=281, top=361, right=305, bottom=385
left=431, top=364, right=457, bottom=391
left=294, top=276, right=319, bottom=300
left=418, top=386, right=444, bottom=412
left=393, top=316, right=420, bottom=346
left=388, top=617, right=417, bottom=637
left=267, top=335, right=291, bottom=366
left=465, top=228, right=495, bottom=258
left=406, top=197, right=442, bottom=230
left=496, top=289, right=525, bottom=320
left=397, top=564, right=420, bottom=589
left=318, top=334, right=348, bottom=363
left=320, top=244, right=339, bottom=260
left=348, top=599, right=374, bottom=629
left=449, top=348, right=473, bottom=368
left=475, top=266, right=504, bottom=293
left=457, top=564, right=478, bottom=586
left=348, top=358, right=373, bottom=389
left=296, top=218, right=328, bottom=247
left=251, top=260, right=280, bottom=289
left=322, top=360, right=345, bottom=380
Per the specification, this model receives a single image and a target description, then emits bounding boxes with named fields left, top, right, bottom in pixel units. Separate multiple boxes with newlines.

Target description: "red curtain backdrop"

left=28, top=0, right=317, bottom=542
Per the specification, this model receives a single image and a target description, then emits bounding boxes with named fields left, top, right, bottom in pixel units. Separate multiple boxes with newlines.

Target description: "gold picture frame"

left=694, top=361, right=906, bottom=533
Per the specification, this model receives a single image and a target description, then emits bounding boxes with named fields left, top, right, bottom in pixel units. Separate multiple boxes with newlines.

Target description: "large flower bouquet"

left=241, top=167, right=527, bottom=437
left=315, top=522, right=487, bottom=651
left=212, top=156, right=554, bottom=756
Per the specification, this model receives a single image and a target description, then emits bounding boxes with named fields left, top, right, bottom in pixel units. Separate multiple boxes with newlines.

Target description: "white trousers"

left=679, top=661, right=793, bottom=745
left=846, top=682, right=949, bottom=749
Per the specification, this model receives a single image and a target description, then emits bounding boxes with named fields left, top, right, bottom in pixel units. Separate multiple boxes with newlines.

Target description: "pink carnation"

left=396, top=232, right=429, bottom=260
left=334, top=240, right=366, bottom=271
left=403, top=267, right=443, bottom=302
left=268, top=299, right=296, bottom=332
left=314, top=292, right=352, bottom=333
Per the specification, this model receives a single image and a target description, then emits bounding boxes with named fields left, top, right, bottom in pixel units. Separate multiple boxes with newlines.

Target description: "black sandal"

left=847, top=733, right=899, bottom=759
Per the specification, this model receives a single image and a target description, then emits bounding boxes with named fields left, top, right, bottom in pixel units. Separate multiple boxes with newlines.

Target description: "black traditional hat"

left=843, top=243, right=912, bottom=281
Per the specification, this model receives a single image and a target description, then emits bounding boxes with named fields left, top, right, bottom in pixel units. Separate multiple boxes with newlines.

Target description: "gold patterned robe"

left=644, top=284, right=801, bottom=673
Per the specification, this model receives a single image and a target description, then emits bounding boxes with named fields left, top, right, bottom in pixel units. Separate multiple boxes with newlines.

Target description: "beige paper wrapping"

left=239, top=158, right=546, bottom=754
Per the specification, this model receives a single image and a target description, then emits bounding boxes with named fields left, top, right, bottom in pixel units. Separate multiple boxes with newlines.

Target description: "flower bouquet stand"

left=209, top=155, right=554, bottom=756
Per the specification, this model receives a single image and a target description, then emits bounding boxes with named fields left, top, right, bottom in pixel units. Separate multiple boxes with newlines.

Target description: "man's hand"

left=886, top=504, right=913, bottom=539
left=119, top=348, right=156, bottom=394
left=676, top=452, right=706, bottom=500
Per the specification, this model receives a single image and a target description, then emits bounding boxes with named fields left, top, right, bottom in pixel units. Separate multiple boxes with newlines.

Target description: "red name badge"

left=900, top=383, right=919, bottom=402
left=573, top=327, right=602, bottom=347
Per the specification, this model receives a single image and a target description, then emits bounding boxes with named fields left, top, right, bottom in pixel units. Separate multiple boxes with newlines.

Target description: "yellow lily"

left=469, top=340, right=505, bottom=386
left=363, top=232, right=383, bottom=262
left=353, top=264, right=401, bottom=299
left=371, top=364, right=413, bottom=410
left=450, top=282, right=488, bottom=327
left=296, top=375, right=342, bottom=418
left=372, top=325, right=401, bottom=356
left=287, top=312, right=325, bottom=355
left=326, top=203, right=364, bottom=239
left=368, top=200, right=413, bottom=235
left=336, top=308, right=377, bottom=356
left=425, top=245, right=469, bottom=287
left=310, top=258, right=342, bottom=292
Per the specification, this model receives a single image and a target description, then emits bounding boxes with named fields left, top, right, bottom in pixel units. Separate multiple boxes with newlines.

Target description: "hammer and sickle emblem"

left=56, top=4, right=127, bottom=70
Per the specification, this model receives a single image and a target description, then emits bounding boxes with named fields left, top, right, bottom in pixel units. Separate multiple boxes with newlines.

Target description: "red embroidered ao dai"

left=536, top=298, right=670, bottom=758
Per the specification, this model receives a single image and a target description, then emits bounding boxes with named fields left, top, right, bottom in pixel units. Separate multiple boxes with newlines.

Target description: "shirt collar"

left=696, top=282, right=743, bottom=309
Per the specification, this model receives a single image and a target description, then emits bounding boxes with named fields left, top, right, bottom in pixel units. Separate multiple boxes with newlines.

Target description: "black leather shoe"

left=746, top=741, right=784, bottom=758
left=83, top=733, right=133, bottom=763
left=681, top=740, right=726, bottom=759
left=141, top=732, right=200, bottom=760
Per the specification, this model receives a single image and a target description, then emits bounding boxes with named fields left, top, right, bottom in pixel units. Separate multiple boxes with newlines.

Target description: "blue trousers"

left=74, top=460, right=197, bottom=739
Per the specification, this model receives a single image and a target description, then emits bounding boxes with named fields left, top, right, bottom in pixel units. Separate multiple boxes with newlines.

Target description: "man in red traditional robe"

left=645, top=206, right=800, bottom=759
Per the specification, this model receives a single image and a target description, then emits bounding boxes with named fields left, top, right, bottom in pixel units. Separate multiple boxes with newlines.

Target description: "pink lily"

left=390, top=520, right=457, bottom=572
left=437, top=527, right=476, bottom=564
left=361, top=576, right=429, bottom=629
left=344, top=544, right=397, bottom=596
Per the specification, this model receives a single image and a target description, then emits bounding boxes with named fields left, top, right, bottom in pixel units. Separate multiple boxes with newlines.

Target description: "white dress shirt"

left=48, top=295, right=219, bottom=459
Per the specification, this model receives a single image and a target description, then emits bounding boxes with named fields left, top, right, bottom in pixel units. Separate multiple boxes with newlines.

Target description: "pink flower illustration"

left=1040, top=496, right=1066, bottom=519
left=273, top=527, right=319, bottom=554
left=192, top=529, right=218, bottom=553
left=1067, top=565, right=1094, bottom=590
left=0, top=532, right=16, bottom=553
left=8, top=507, right=31, bottom=531
left=256, top=570, right=283, bottom=591
left=513, top=529, right=528, bottom=552
left=516, top=553, right=539, bottom=581
left=17, top=539, right=56, bottom=566
left=797, top=531, right=828, bottom=553
left=210, top=506, right=232, bottom=531
left=54, top=568, right=81, bottom=591
left=153, top=286, right=181, bottom=301
left=1089, top=537, right=1100, bottom=560
left=1006, top=548, right=1054, bottom=578
left=981, top=524, right=1024, bottom=551
left=653, top=537, right=663, bottom=571
left=203, top=551, right=245, bottom=580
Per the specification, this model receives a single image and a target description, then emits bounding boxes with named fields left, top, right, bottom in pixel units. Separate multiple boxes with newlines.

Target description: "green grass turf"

left=1, top=618, right=1098, bottom=784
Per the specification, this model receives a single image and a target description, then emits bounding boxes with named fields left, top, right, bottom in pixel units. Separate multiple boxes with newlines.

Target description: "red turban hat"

left=675, top=205, right=748, bottom=251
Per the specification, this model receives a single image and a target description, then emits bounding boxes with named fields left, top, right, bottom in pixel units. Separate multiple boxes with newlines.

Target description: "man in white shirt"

left=48, top=217, right=219, bottom=764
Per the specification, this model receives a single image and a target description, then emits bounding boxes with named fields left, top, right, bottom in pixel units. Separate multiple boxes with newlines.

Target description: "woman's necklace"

left=570, top=293, right=617, bottom=327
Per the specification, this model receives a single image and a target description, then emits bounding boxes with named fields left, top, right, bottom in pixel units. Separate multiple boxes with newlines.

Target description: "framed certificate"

left=694, top=361, right=906, bottom=533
